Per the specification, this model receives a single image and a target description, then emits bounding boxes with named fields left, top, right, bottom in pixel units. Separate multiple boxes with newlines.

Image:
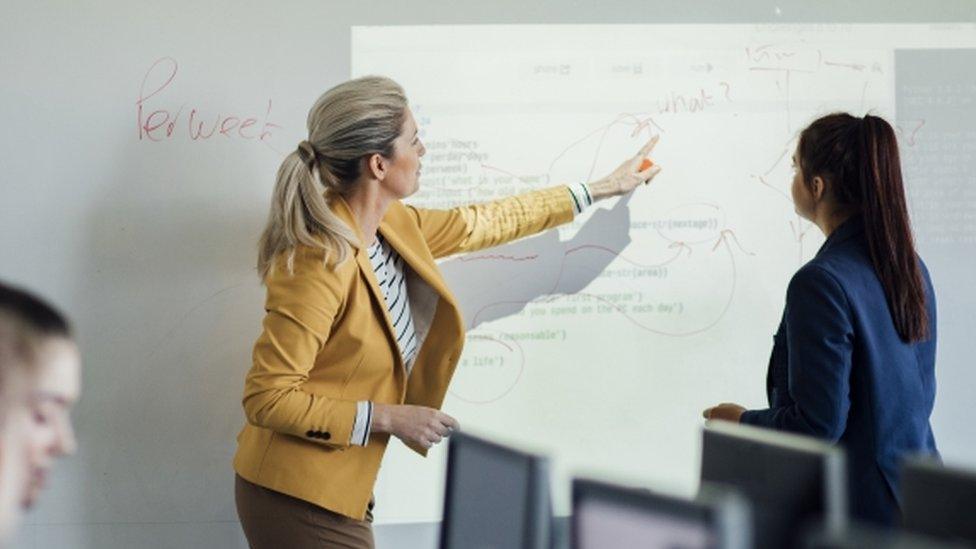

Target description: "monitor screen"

left=804, top=520, right=970, bottom=549
left=901, top=457, right=976, bottom=544
left=700, top=421, right=847, bottom=549
left=440, top=433, right=550, bottom=549
left=573, top=479, right=732, bottom=549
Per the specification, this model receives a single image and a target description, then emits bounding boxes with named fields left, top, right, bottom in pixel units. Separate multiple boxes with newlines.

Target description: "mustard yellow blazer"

left=233, top=186, right=575, bottom=519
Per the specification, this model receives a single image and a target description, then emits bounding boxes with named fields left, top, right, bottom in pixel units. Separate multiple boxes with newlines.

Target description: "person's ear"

left=810, top=175, right=826, bottom=202
left=365, top=153, right=387, bottom=180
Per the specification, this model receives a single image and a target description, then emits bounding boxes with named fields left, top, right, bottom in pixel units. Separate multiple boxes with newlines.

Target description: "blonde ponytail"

left=257, top=76, right=408, bottom=280
left=257, top=152, right=357, bottom=278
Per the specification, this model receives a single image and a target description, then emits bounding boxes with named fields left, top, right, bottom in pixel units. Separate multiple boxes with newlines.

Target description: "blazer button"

left=306, top=430, right=316, bottom=438
left=322, top=432, right=331, bottom=440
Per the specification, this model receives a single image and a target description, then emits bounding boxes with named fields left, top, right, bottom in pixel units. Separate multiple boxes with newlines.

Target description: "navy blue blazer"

left=740, top=216, right=938, bottom=525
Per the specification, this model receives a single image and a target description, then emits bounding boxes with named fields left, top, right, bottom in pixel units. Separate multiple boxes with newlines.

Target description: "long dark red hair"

left=798, top=113, right=929, bottom=342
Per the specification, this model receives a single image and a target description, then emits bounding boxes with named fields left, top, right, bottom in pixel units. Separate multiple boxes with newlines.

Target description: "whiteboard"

left=353, top=24, right=976, bottom=523
left=1, top=1, right=975, bottom=547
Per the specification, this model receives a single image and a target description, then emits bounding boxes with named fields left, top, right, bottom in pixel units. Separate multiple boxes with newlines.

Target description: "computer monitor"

left=700, top=421, right=848, bottom=549
left=803, top=521, right=970, bottom=549
left=439, top=432, right=552, bottom=549
left=571, top=478, right=751, bottom=549
left=901, top=456, right=976, bottom=544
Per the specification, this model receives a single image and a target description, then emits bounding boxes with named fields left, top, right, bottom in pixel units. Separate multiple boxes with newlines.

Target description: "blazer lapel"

left=330, top=196, right=403, bottom=363
left=378, top=217, right=457, bottom=309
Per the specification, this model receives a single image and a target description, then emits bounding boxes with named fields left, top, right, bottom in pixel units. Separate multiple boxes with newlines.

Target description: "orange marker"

left=639, top=158, right=655, bottom=171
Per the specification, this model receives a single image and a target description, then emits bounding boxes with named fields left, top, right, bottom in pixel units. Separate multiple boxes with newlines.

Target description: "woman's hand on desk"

left=702, top=402, right=746, bottom=423
left=371, top=403, right=460, bottom=449
left=587, top=135, right=662, bottom=200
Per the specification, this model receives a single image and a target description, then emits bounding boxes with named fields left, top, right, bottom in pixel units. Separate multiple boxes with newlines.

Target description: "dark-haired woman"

left=703, top=113, right=938, bottom=525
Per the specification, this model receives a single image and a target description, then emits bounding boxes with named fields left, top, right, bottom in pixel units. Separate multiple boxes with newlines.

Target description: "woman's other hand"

left=587, top=135, right=662, bottom=200
left=702, top=402, right=746, bottom=423
left=372, top=403, right=459, bottom=449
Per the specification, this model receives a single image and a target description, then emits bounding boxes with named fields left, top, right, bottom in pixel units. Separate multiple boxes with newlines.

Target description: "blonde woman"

left=233, top=76, right=662, bottom=548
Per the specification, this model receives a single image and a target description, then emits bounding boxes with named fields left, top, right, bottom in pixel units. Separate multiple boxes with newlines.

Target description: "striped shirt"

left=368, top=234, right=420, bottom=367
left=567, top=182, right=594, bottom=215
left=349, top=183, right=594, bottom=445
left=350, top=234, right=418, bottom=447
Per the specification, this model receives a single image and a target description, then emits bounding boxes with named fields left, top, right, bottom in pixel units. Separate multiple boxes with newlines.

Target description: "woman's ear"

left=365, top=153, right=387, bottom=180
left=810, top=175, right=826, bottom=202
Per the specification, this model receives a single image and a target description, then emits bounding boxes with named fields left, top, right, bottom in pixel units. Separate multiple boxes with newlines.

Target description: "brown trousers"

left=235, top=475, right=375, bottom=549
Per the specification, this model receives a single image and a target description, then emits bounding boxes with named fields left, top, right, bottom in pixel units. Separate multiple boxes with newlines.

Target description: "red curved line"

left=546, top=122, right=618, bottom=176
left=449, top=333, right=524, bottom=404
left=753, top=174, right=792, bottom=203
left=763, top=148, right=789, bottom=177
left=584, top=115, right=624, bottom=182
left=564, top=244, right=687, bottom=269
left=577, top=240, right=737, bottom=337
left=545, top=113, right=656, bottom=182
left=423, top=112, right=658, bottom=194
left=717, top=229, right=756, bottom=256
left=909, top=119, right=926, bottom=146
left=137, top=57, right=178, bottom=105
left=458, top=253, right=540, bottom=263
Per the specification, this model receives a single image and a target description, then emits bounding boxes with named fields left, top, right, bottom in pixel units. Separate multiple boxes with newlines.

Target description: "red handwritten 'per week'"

left=136, top=57, right=281, bottom=142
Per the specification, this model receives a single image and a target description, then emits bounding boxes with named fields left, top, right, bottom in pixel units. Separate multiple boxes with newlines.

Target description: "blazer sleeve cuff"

left=349, top=401, right=373, bottom=447
left=566, top=183, right=594, bottom=215
left=296, top=398, right=358, bottom=448
left=739, top=408, right=774, bottom=428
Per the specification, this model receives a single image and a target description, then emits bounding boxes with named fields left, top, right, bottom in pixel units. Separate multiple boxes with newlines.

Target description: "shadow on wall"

left=440, top=192, right=634, bottom=330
